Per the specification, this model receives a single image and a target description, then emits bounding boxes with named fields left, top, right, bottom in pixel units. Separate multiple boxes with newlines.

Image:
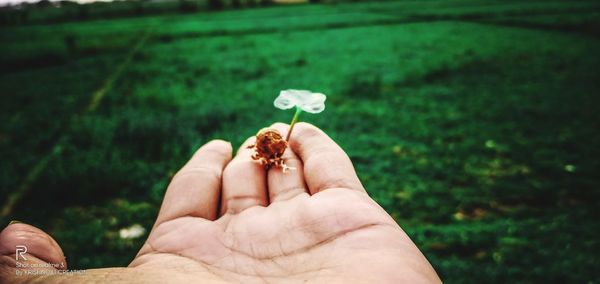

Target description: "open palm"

left=0, top=123, right=439, bottom=283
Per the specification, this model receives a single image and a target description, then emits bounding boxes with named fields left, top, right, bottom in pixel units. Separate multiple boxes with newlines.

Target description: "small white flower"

left=564, top=164, right=576, bottom=173
left=119, top=224, right=146, bottom=239
left=274, top=89, right=326, bottom=114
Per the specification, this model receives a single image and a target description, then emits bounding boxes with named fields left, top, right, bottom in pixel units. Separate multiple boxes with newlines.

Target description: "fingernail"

left=8, top=220, right=22, bottom=226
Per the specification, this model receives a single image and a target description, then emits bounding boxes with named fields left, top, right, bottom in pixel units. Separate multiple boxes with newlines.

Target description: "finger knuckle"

left=295, top=122, right=322, bottom=139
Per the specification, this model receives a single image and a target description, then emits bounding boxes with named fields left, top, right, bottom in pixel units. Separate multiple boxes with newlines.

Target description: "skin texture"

left=0, top=122, right=441, bottom=284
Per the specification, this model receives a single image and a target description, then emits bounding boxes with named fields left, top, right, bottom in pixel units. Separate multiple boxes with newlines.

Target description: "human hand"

left=0, top=122, right=440, bottom=283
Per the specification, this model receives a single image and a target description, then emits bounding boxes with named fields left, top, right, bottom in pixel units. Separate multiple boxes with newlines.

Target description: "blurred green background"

left=1, top=0, right=600, bottom=282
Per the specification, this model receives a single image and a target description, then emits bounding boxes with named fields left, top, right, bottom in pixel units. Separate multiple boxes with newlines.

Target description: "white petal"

left=299, top=92, right=326, bottom=113
left=274, top=90, right=299, bottom=110
left=274, top=89, right=326, bottom=113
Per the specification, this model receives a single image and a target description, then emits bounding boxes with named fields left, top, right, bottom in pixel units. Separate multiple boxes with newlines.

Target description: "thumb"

left=0, top=221, right=67, bottom=279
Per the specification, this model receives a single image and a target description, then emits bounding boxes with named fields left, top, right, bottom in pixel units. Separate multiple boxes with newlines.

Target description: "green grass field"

left=1, top=0, right=600, bottom=282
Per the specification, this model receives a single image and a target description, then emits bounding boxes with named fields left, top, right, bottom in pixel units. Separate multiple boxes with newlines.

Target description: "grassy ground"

left=1, top=0, right=600, bottom=282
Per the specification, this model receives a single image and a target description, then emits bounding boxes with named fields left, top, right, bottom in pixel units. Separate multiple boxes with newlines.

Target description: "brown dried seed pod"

left=247, top=128, right=295, bottom=171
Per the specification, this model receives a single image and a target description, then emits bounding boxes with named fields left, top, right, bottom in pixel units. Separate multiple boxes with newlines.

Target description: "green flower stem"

left=286, top=107, right=303, bottom=142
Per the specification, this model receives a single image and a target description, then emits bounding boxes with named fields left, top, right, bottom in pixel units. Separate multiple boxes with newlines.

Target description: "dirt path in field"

left=0, top=28, right=154, bottom=218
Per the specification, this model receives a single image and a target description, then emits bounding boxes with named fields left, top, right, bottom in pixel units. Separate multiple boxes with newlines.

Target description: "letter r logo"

left=16, top=245, right=27, bottom=261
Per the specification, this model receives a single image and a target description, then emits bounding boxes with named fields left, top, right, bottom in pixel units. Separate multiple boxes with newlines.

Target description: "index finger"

left=154, top=140, right=232, bottom=225
left=288, top=122, right=365, bottom=194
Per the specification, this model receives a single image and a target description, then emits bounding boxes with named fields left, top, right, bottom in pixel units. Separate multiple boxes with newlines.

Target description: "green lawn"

left=1, top=1, right=600, bottom=282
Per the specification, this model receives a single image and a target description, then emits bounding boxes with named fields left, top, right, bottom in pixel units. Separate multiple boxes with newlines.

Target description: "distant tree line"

left=0, top=0, right=352, bottom=26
